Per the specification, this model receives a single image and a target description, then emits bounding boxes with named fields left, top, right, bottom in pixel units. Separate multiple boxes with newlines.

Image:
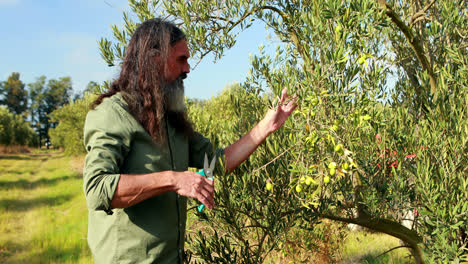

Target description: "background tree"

left=72, top=81, right=102, bottom=102
left=28, top=76, right=47, bottom=146
left=28, top=76, right=73, bottom=147
left=49, top=93, right=97, bottom=155
left=100, top=0, right=467, bottom=263
left=0, top=106, right=37, bottom=146
left=83, top=81, right=102, bottom=95
left=0, top=72, right=28, bottom=117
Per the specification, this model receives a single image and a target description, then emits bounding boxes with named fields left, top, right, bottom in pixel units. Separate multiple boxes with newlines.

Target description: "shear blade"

left=203, top=153, right=208, bottom=169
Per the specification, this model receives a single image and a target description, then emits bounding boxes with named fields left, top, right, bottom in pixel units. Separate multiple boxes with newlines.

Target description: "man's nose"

left=183, top=62, right=190, bottom=75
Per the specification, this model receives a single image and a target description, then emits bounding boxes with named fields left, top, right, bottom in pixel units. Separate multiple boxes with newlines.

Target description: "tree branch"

left=256, top=5, right=314, bottom=74
left=320, top=213, right=426, bottom=264
left=377, top=0, right=437, bottom=97
left=373, top=245, right=412, bottom=260
left=410, top=0, right=436, bottom=26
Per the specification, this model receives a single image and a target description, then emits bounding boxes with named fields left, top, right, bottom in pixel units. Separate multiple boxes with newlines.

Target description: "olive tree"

left=99, top=0, right=467, bottom=262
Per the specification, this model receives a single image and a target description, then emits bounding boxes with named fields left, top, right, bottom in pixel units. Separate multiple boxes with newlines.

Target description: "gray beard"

left=163, top=76, right=185, bottom=112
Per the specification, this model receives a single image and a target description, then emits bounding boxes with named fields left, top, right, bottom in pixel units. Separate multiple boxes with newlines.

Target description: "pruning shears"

left=197, top=153, right=216, bottom=212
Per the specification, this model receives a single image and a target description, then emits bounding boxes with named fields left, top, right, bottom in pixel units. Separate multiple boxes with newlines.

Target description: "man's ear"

left=149, top=48, right=160, bottom=56
left=150, top=48, right=163, bottom=64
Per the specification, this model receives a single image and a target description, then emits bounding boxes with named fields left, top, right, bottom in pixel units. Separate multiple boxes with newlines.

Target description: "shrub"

left=0, top=106, right=37, bottom=147
left=49, top=94, right=97, bottom=156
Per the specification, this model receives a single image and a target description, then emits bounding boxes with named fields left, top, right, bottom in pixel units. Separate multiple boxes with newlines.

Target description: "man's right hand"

left=173, top=171, right=215, bottom=209
left=110, top=170, right=214, bottom=209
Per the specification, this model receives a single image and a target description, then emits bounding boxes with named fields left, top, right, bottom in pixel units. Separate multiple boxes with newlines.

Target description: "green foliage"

left=98, top=0, right=159, bottom=68
left=185, top=83, right=311, bottom=263
left=28, top=76, right=73, bottom=146
left=0, top=72, right=28, bottom=116
left=101, top=0, right=467, bottom=262
left=49, top=94, right=96, bottom=156
left=187, top=83, right=245, bottom=147
left=28, top=76, right=47, bottom=140
left=83, top=81, right=103, bottom=95
left=0, top=106, right=37, bottom=146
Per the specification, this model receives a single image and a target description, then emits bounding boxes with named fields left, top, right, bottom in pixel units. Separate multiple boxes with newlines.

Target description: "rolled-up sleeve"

left=83, top=103, right=131, bottom=212
left=188, top=132, right=225, bottom=174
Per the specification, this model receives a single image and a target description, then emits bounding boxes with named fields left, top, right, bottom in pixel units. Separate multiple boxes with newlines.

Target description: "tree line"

left=0, top=72, right=98, bottom=148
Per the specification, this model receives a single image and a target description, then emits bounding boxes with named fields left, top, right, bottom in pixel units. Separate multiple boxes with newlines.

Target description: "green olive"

left=335, top=25, right=343, bottom=34
left=342, top=162, right=349, bottom=170
left=296, top=184, right=303, bottom=193
left=334, top=144, right=343, bottom=153
left=311, top=98, right=319, bottom=106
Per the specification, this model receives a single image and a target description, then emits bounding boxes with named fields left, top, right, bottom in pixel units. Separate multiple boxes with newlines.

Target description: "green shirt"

left=83, top=93, right=223, bottom=264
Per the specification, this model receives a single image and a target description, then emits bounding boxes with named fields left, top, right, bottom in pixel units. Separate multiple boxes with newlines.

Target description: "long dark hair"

left=93, top=18, right=193, bottom=145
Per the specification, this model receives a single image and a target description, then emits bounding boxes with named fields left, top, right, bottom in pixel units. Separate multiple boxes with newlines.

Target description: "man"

left=83, top=18, right=297, bottom=264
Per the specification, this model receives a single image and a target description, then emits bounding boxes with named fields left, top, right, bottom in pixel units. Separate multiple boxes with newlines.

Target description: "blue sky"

left=0, top=0, right=269, bottom=99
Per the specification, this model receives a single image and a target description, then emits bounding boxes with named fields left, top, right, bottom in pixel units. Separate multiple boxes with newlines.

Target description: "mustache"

left=179, top=72, right=187, bottom=80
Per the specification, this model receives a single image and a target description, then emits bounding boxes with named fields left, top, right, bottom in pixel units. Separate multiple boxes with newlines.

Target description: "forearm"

left=224, top=119, right=271, bottom=173
left=110, top=171, right=176, bottom=208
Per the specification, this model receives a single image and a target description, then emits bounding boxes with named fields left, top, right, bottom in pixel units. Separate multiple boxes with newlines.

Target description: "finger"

left=190, top=173, right=211, bottom=195
left=286, top=96, right=298, bottom=107
left=198, top=190, right=214, bottom=209
left=205, top=179, right=215, bottom=208
left=204, top=177, right=215, bottom=191
left=189, top=172, right=213, bottom=190
left=287, top=98, right=299, bottom=111
left=280, top=88, right=288, bottom=104
left=290, top=95, right=298, bottom=102
left=198, top=188, right=212, bottom=202
left=201, top=182, right=214, bottom=202
left=288, top=103, right=298, bottom=114
left=188, top=172, right=215, bottom=208
left=196, top=177, right=214, bottom=200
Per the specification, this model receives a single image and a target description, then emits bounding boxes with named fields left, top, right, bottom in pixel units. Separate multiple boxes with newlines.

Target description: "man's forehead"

left=171, top=40, right=190, bottom=57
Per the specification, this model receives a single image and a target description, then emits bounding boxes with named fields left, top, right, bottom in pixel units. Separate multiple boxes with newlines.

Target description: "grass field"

left=0, top=150, right=416, bottom=263
left=0, top=150, right=92, bottom=264
left=339, top=231, right=414, bottom=264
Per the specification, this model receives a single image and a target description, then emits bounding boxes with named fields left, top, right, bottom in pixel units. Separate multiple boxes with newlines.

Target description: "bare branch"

left=412, top=15, right=431, bottom=25
left=373, top=245, right=412, bottom=260
left=321, top=212, right=426, bottom=264
left=252, top=143, right=298, bottom=174
left=410, top=0, right=436, bottom=26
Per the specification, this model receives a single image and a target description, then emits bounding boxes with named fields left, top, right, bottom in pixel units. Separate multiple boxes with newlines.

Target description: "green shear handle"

left=197, top=153, right=216, bottom=212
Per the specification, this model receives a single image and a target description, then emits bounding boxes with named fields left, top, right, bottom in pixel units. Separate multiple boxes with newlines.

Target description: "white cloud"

left=0, top=0, right=20, bottom=6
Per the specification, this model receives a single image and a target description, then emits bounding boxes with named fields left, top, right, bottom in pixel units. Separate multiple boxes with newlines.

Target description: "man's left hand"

left=223, top=88, right=298, bottom=173
left=261, top=88, right=298, bottom=135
